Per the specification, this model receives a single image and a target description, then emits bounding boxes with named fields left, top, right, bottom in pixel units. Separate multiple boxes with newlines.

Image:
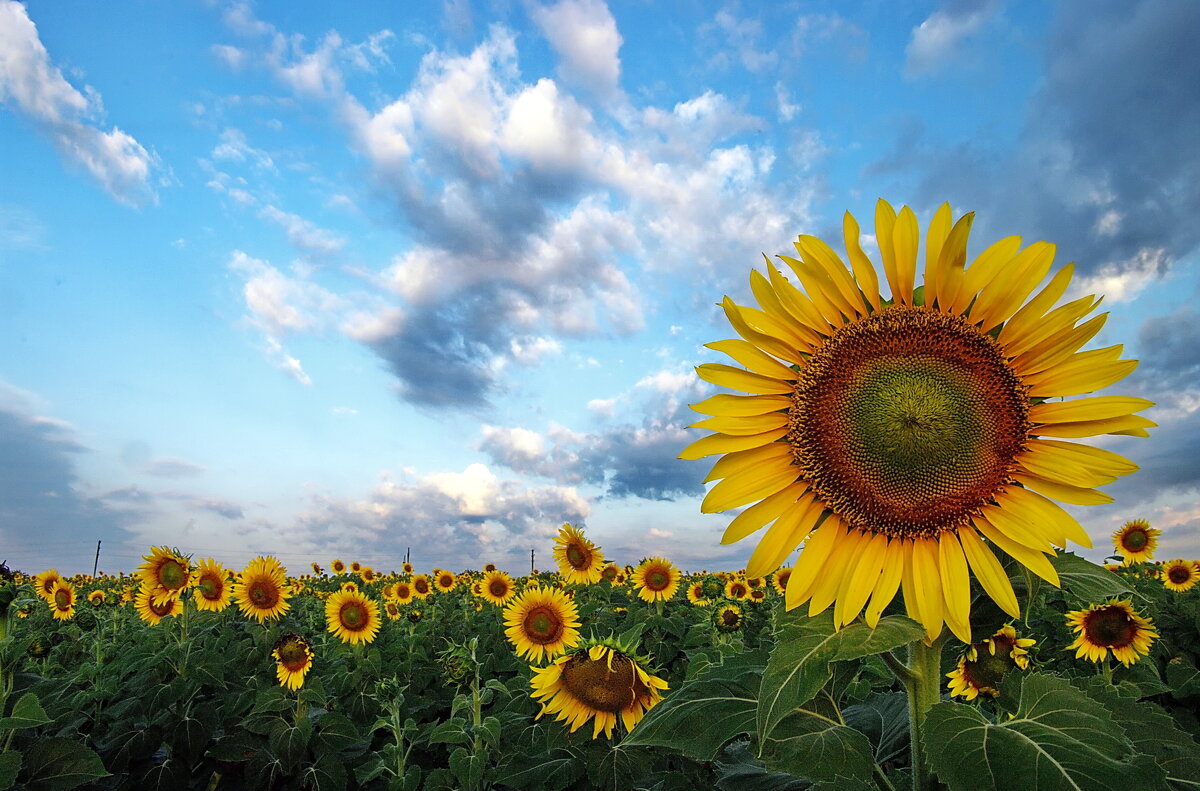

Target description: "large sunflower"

left=192, top=558, right=232, bottom=612
left=135, top=584, right=182, bottom=625
left=325, top=589, right=381, bottom=645
left=49, top=580, right=76, bottom=621
left=530, top=640, right=668, bottom=739
left=553, top=524, right=606, bottom=584
left=232, top=556, right=291, bottom=622
left=1112, top=519, right=1160, bottom=565
left=1065, top=600, right=1157, bottom=666
left=135, top=546, right=194, bottom=605
left=503, top=585, right=582, bottom=662
left=481, top=570, right=517, bottom=605
left=632, top=557, right=681, bottom=603
left=1161, top=559, right=1199, bottom=593
left=945, top=625, right=1035, bottom=700
left=273, top=633, right=314, bottom=691
left=681, top=200, right=1153, bottom=643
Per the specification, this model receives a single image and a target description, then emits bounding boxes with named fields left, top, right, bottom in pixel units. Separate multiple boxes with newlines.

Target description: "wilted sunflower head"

left=1161, top=559, right=1199, bottom=593
left=503, top=585, right=581, bottom=662
left=1112, top=519, right=1160, bottom=565
left=946, top=625, right=1035, bottom=700
left=1066, top=600, right=1157, bottom=667
left=683, top=200, right=1153, bottom=643
left=553, top=524, right=606, bottom=585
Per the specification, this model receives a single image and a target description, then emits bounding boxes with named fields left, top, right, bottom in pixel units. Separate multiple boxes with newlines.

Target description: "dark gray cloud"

left=1138, top=306, right=1200, bottom=387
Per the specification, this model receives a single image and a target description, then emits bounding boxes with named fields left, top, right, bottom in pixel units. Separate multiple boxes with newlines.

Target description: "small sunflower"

left=686, top=581, right=711, bottom=606
left=946, top=625, right=1036, bottom=700
left=481, top=570, right=516, bottom=605
left=392, top=580, right=414, bottom=604
left=600, top=563, right=621, bottom=584
left=192, top=558, right=232, bottom=612
left=87, top=590, right=106, bottom=607
left=232, top=556, right=291, bottom=622
left=483, top=562, right=497, bottom=573
left=135, top=585, right=181, bottom=625
left=434, top=570, right=457, bottom=593
left=341, top=581, right=359, bottom=593
left=331, top=559, right=346, bottom=574
left=530, top=639, right=669, bottom=739
left=350, top=561, right=362, bottom=573
left=325, top=589, right=381, bottom=645
left=503, top=585, right=582, bottom=662
left=411, top=574, right=432, bottom=599
left=49, top=580, right=76, bottom=620
left=1112, top=519, right=1160, bottom=565
left=311, top=562, right=323, bottom=575
left=682, top=200, right=1152, bottom=643
left=361, top=567, right=378, bottom=583
left=407, top=608, right=423, bottom=623
left=749, top=587, right=767, bottom=603
left=632, top=557, right=681, bottom=603
left=725, top=579, right=750, bottom=601
left=1066, top=600, right=1157, bottom=666
left=1161, top=559, right=1199, bottom=593
left=34, top=569, right=63, bottom=603
left=384, top=600, right=401, bottom=620
left=135, top=546, right=194, bottom=606
left=272, top=633, right=314, bottom=691
left=553, top=523, right=606, bottom=585
left=402, top=562, right=414, bottom=574
left=714, top=603, right=744, bottom=632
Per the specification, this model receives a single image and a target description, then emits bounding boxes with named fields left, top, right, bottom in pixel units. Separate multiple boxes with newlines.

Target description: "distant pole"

left=406, top=547, right=410, bottom=565
left=531, top=549, right=535, bottom=574
left=92, top=540, right=101, bottom=577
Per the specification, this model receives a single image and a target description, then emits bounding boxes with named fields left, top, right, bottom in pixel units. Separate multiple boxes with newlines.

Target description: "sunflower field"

left=5, top=201, right=1200, bottom=790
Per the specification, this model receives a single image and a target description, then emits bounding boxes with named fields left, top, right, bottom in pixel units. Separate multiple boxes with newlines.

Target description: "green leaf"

left=623, top=651, right=764, bottom=760
left=1050, top=552, right=1134, bottom=605
left=268, top=717, right=312, bottom=769
left=313, top=711, right=362, bottom=755
left=302, top=752, right=348, bottom=791
left=759, top=708, right=875, bottom=783
left=0, top=692, right=51, bottom=730
left=448, top=746, right=486, bottom=791
left=23, top=738, right=110, bottom=791
left=842, top=691, right=909, bottom=764
left=714, top=741, right=809, bottom=791
left=758, top=611, right=923, bottom=741
left=493, top=748, right=581, bottom=791
left=0, top=752, right=20, bottom=791
left=1166, top=657, right=1200, bottom=698
left=925, top=672, right=1157, bottom=791
left=428, top=718, right=470, bottom=745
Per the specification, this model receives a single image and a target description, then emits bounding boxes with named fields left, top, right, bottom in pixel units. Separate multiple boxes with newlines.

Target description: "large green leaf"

left=492, top=748, right=582, bottom=791
left=714, top=741, right=809, bottom=791
left=23, top=738, right=110, bottom=791
left=758, top=708, right=875, bottom=783
left=0, top=692, right=51, bottom=730
left=1050, top=552, right=1134, bottom=605
left=0, top=752, right=20, bottom=791
left=842, top=692, right=909, bottom=764
left=623, top=652, right=763, bottom=760
left=758, top=611, right=923, bottom=742
left=925, top=672, right=1159, bottom=791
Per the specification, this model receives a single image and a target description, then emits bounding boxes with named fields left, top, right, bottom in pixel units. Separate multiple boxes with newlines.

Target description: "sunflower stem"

left=880, top=650, right=916, bottom=686
left=904, top=636, right=947, bottom=791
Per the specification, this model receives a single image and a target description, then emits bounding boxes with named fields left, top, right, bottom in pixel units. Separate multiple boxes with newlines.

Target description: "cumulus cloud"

left=0, top=0, right=158, bottom=205
left=531, top=0, right=623, bottom=97
left=228, top=250, right=348, bottom=336
left=905, top=0, right=1000, bottom=77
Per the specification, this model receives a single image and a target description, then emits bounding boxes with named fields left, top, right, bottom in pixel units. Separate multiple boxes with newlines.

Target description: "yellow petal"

left=1001, top=294, right=1100, bottom=359
left=721, top=297, right=808, bottom=365
left=704, top=442, right=793, bottom=483
left=957, top=527, right=1020, bottom=618
left=1012, top=313, right=1108, bottom=377
left=779, top=254, right=849, bottom=326
left=834, top=531, right=888, bottom=627
left=938, top=533, right=972, bottom=643
left=999, top=485, right=1092, bottom=549
left=678, top=428, right=788, bottom=460
left=971, top=241, right=1056, bottom=332
left=721, top=482, right=809, bottom=544
left=1026, top=438, right=1139, bottom=476
left=1033, top=414, right=1157, bottom=439
left=932, top=211, right=974, bottom=312
left=980, top=504, right=1058, bottom=552
left=795, top=234, right=868, bottom=318
left=923, top=202, right=953, bottom=308
left=747, top=494, right=822, bottom=578
left=690, top=411, right=790, bottom=437
left=1011, top=472, right=1114, bottom=506
left=766, top=260, right=832, bottom=335
left=706, top=339, right=799, bottom=380
left=864, top=539, right=904, bottom=628
left=910, top=538, right=944, bottom=642
left=809, top=516, right=859, bottom=618
left=785, top=518, right=842, bottom=610
left=733, top=300, right=816, bottom=356
left=875, top=199, right=899, bottom=303
left=973, top=515, right=1060, bottom=586
left=691, top=393, right=793, bottom=417
left=1017, top=446, right=1119, bottom=489
left=954, top=235, right=1022, bottom=314
left=1028, top=395, right=1156, bottom=424
left=750, top=269, right=825, bottom=349
left=1025, top=355, right=1139, bottom=398
left=696, top=363, right=793, bottom=395
left=999, top=263, right=1076, bottom=348
left=843, top=211, right=880, bottom=310
left=702, top=460, right=799, bottom=513
left=890, top=206, right=919, bottom=306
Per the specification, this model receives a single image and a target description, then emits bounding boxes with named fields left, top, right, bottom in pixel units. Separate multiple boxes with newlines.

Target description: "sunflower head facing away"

left=325, top=589, right=382, bottom=645
left=530, top=638, right=669, bottom=740
left=1161, top=559, right=1199, bottom=593
left=192, top=558, right=232, bottom=612
left=632, top=557, right=681, bottom=603
left=682, top=200, right=1154, bottom=643
left=232, top=556, right=291, bottom=623
left=553, top=524, right=606, bottom=585
left=946, top=625, right=1035, bottom=700
left=1112, top=519, right=1160, bottom=565
left=1066, top=599, right=1157, bottom=666
left=273, top=633, right=314, bottom=691
left=504, top=585, right=582, bottom=662
left=87, top=589, right=106, bottom=607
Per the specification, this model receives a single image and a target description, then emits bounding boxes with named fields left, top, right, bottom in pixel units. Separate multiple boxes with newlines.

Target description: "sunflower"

left=402, top=562, right=414, bottom=574
left=481, top=570, right=517, bottom=605
left=311, top=562, right=323, bottom=575
left=749, top=587, right=767, bottom=603
left=192, top=558, right=232, bottom=612
left=350, top=561, right=362, bottom=573
left=135, top=546, right=194, bottom=605
left=341, top=581, right=359, bottom=593
left=503, top=586, right=582, bottom=662
left=632, top=558, right=681, bottom=603
left=232, top=556, right=291, bottom=622
left=272, top=633, right=314, bottom=691
left=383, top=600, right=402, bottom=620
left=434, top=570, right=457, bottom=593
left=48, top=580, right=76, bottom=620
left=725, top=579, right=750, bottom=601
left=946, top=625, right=1035, bottom=700
left=553, top=523, right=606, bottom=584
left=331, top=559, right=346, bottom=575
left=392, top=580, right=414, bottom=605
left=34, top=569, right=63, bottom=603
left=600, top=563, right=621, bottom=584
left=1066, top=600, right=1157, bottom=666
left=682, top=200, right=1153, bottom=643
left=1112, top=519, right=1160, bottom=565
left=87, top=590, right=106, bottom=607
left=686, top=581, right=711, bottom=606
left=530, top=639, right=669, bottom=739
left=1161, top=559, right=1199, bottom=593
left=410, top=574, right=432, bottom=599
left=714, top=603, right=744, bottom=632
left=361, top=567, right=378, bottom=583
left=325, top=589, right=381, bottom=645
left=135, top=585, right=181, bottom=625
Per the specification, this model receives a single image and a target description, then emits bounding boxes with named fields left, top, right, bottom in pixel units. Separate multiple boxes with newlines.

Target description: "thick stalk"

left=905, top=637, right=946, bottom=791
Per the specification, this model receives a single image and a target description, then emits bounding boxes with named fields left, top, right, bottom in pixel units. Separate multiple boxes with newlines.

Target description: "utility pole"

left=92, top=540, right=101, bottom=577
left=530, top=549, right=535, bottom=574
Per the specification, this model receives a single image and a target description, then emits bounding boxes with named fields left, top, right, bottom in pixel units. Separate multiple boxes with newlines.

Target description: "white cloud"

left=531, top=0, right=623, bottom=97
left=259, top=205, right=345, bottom=256
left=212, top=127, right=275, bottom=170
left=905, top=0, right=999, bottom=77
left=775, top=81, right=801, bottom=122
left=1072, top=246, right=1166, bottom=303
left=0, top=0, right=158, bottom=205
left=211, top=43, right=247, bottom=69
left=228, top=250, right=349, bottom=335
left=264, top=336, right=312, bottom=385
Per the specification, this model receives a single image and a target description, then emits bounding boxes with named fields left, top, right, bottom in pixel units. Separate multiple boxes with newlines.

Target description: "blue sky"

left=1, top=0, right=1197, bottom=576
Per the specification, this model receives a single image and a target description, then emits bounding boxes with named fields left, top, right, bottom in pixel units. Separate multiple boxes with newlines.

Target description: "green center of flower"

left=340, top=601, right=367, bottom=630
left=560, top=652, right=644, bottom=713
left=1084, top=606, right=1138, bottom=648
left=565, top=544, right=590, bottom=569
left=160, top=559, right=187, bottom=589
left=54, top=589, right=70, bottom=608
left=646, top=570, right=669, bottom=590
left=791, top=306, right=1030, bottom=539
left=523, top=606, right=564, bottom=643
left=702, top=579, right=724, bottom=598
left=1122, top=529, right=1148, bottom=551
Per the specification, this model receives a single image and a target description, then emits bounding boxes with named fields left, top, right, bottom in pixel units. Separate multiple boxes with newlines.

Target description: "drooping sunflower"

left=331, top=559, right=346, bottom=575
left=192, top=558, right=232, bottom=612
left=946, top=625, right=1036, bottom=700
left=232, top=556, right=291, bottom=622
left=503, top=585, right=582, bottom=662
left=1161, top=559, right=1199, bottom=593
left=87, top=589, right=106, bottom=607
left=135, top=585, right=181, bottom=625
left=48, top=580, right=76, bottom=620
left=553, top=523, right=606, bottom=585
left=481, top=570, right=517, bottom=605
left=272, top=633, right=314, bottom=691
left=135, top=546, right=194, bottom=605
left=434, top=570, right=457, bottom=593
left=632, top=557, right=681, bottom=603
left=1066, top=600, right=1157, bottom=666
left=530, top=639, right=669, bottom=739
left=686, top=581, right=711, bottom=606
left=1112, top=519, right=1160, bottom=565
left=325, top=589, right=381, bottom=645
left=714, top=602, right=744, bottom=632
left=682, top=200, right=1153, bottom=643
left=34, top=569, right=63, bottom=602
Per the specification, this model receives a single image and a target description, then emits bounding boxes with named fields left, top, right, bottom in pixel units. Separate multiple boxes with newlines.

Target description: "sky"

left=1, top=0, right=1198, bottom=577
